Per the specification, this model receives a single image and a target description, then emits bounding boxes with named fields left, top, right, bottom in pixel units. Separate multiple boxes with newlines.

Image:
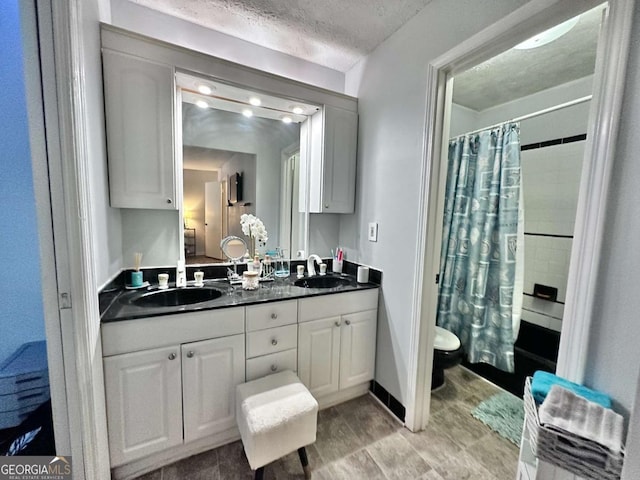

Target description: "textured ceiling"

left=452, top=7, right=602, bottom=111
left=129, top=0, right=433, bottom=72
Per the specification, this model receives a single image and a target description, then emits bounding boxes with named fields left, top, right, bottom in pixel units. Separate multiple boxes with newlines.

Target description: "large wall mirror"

left=176, top=72, right=319, bottom=264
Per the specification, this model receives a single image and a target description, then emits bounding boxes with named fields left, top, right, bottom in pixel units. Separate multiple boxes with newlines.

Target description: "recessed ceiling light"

left=514, top=15, right=580, bottom=50
left=249, top=97, right=262, bottom=106
left=197, top=84, right=213, bottom=95
left=242, top=109, right=253, bottom=118
left=282, top=116, right=293, bottom=124
left=292, top=106, right=304, bottom=115
left=196, top=99, right=209, bottom=109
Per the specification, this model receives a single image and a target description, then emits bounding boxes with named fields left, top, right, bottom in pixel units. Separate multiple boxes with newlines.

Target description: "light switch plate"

left=368, top=222, right=378, bottom=242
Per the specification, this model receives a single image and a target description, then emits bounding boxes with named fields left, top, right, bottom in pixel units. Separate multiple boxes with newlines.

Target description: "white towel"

left=539, top=385, right=624, bottom=454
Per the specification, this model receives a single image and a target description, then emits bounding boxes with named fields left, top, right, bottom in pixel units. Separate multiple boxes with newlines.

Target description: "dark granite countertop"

left=100, top=262, right=380, bottom=323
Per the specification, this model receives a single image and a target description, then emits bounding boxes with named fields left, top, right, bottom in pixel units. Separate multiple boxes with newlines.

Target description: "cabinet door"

left=339, top=310, right=377, bottom=390
left=103, top=346, right=182, bottom=467
left=321, top=105, right=357, bottom=213
left=182, top=334, right=245, bottom=443
left=103, top=50, right=176, bottom=209
left=298, top=317, right=341, bottom=397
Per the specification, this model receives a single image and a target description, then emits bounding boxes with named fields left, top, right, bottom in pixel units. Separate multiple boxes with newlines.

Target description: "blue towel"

left=531, top=371, right=612, bottom=409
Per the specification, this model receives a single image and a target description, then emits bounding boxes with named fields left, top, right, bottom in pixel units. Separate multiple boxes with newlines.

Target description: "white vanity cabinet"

left=303, top=105, right=358, bottom=214
left=297, top=290, right=378, bottom=406
left=103, top=344, right=183, bottom=466
left=102, top=49, right=176, bottom=209
left=245, top=300, right=298, bottom=381
left=101, top=308, right=244, bottom=467
left=181, top=335, right=245, bottom=443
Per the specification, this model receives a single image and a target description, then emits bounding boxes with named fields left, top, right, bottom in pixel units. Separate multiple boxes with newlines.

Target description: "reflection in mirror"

left=177, top=72, right=319, bottom=265
left=220, top=235, right=249, bottom=281
left=220, top=236, right=249, bottom=261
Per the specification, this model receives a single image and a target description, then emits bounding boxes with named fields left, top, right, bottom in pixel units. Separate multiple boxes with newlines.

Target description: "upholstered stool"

left=236, top=370, right=318, bottom=480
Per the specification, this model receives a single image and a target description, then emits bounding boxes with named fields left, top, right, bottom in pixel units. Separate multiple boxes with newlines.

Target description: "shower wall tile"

left=523, top=236, right=573, bottom=303
left=521, top=141, right=585, bottom=237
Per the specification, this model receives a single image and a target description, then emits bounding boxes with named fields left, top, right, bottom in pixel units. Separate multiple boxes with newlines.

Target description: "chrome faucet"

left=307, top=254, right=322, bottom=277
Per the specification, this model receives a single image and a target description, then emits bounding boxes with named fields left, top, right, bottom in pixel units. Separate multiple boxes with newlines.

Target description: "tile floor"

left=134, top=366, right=519, bottom=480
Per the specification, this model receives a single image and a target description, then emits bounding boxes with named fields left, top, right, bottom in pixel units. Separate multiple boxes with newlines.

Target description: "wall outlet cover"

left=368, top=222, right=378, bottom=242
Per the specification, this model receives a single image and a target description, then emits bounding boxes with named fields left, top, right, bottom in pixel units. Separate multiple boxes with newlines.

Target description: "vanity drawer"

left=246, top=300, right=297, bottom=332
left=246, top=324, right=297, bottom=358
left=246, top=348, right=297, bottom=381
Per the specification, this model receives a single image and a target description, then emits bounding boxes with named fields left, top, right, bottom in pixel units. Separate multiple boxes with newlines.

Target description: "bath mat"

left=471, top=392, right=524, bottom=445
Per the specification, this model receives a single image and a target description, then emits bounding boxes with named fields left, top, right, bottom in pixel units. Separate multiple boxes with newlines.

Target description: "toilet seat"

left=434, top=326, right=460, bottom=352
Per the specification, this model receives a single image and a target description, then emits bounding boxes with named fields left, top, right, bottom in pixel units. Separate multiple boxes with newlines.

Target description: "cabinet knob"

left=186, top=351, right=194, bottom=358
left=345, top=319, right=351, bottom=326
left=168, top=353, right=176, bottom=360
left=271, top=339, right=278, bottom=346
left=166, top=198, right=172, bottom=204
left=325, top=204, right=329, bottom=209
left=270, top=364, right=278, bottom=372
left=335, top=320, right=341, bottom=327
left=271, top=313, right=278, bottom=319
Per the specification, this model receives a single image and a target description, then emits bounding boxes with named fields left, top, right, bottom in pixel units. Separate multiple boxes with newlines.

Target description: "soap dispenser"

left=176, top=260, right=187, bottom=287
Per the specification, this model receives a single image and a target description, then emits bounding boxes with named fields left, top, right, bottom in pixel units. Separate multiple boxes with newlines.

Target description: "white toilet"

left=432, top=326, right=464, bottom=390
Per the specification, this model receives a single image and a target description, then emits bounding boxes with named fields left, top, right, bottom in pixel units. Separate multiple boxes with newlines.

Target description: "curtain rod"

left=458, top=95, right=593, bottom=137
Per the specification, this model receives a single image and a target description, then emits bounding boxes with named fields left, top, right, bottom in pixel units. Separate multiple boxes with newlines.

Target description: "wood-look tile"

left=314, top=406, right=364, bottom=463
left=430, top=380, right=468, bottom=414
left=264, top=444, right=323, bottom=480
left=135, top=371, right=520, bottom=480
left=132, top=469, right=162, bottom=480
left=216, top=440, right=253, bottom=480
left=465, top=433, right=519, bottom=479
left=433, top=448, right=498, bottom=480
left=446, top=365, right=482, bottom=385
left=366, top=432, right=432, bottom=480
left=162, top=448, right=219, bottom=480
left=338, top=394, right=401, bottom=444
left=316, top=449, right=387, bottom=480
left=431, top=401, right=491, bottom=449
left=417, top=470, right=446, bottom=480
left=400, top=421, right=462, bottom=467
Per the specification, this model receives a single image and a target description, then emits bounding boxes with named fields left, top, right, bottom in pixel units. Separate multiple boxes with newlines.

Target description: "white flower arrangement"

left=240, top=214, right=268, bottom=248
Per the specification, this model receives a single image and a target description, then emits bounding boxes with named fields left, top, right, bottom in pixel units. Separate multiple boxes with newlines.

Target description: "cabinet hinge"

left=59, top=292, right=72, bottom=309
left=435, top=274, right=439, bottom=285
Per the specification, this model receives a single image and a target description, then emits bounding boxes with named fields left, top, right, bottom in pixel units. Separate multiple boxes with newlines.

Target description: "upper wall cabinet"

left=101, top=25, right=358, bottom=214
left=102, top=50, right=176, bottom=209
left=303, top=106, right=358, bottom=214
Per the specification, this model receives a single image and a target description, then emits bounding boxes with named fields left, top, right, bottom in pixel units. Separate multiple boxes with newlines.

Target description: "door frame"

left=37, top=0, right=112, bottom=477
left=406, top=0, right=635, bottom=432
left=21, top=0, right=72, bottom=456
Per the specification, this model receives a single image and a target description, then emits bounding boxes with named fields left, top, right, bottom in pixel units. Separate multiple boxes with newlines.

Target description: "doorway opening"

left=438, top=5, right=604, bottom=396
left=407, top=0, right=634, bottom=434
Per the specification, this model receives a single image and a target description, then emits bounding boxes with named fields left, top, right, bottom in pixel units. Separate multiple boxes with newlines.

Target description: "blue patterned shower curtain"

left=436, top=122, right=524, bottom=373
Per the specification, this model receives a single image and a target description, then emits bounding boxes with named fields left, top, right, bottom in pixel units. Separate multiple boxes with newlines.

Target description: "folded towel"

left=539, top=385, right=624, bottom=454
left=531, top=370, right=612, bottom=408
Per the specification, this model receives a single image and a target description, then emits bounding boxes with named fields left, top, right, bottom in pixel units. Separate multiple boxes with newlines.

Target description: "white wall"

left=477, top=75, right=592, bottom=144
left=109, top=0, right=345, bottom=93
left=121, top=210, right=180, bottom=268
left=342, top=0, right=530, bottom=403
left=183, top=168, right=219, bottom=256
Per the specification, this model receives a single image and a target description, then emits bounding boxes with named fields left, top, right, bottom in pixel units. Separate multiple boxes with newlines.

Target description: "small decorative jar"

left=242, top=270, right=260, bottom=290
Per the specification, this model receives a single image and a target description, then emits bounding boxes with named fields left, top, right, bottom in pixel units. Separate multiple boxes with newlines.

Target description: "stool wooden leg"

left=254, top=466, right=265, bottom=480
left=298, top=447, right=311, bottom=479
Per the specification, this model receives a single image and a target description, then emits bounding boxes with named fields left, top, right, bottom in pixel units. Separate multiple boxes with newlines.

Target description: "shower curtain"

left=436, top=122, right=524, bottom=373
